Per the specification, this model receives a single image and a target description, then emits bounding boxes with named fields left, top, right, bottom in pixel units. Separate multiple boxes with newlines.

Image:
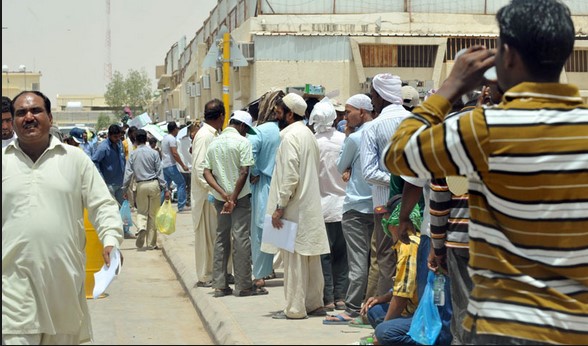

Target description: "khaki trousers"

left=135, top=180, right=161, bottom=247
left=193, top=200, right=218, bottom=282
left=282, top=250, right=324, bottom=319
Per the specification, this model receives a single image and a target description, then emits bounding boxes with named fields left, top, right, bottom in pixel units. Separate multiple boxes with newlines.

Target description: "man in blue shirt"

left=92, top=124, right=134, bottom=239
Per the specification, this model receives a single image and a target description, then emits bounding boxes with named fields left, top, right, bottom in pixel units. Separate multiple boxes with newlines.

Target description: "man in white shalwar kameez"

left=2, top=91, right=123, bottom=345
left=262, top=93, right=330, bottom=320
left=191, top=99, right=225, bottom=287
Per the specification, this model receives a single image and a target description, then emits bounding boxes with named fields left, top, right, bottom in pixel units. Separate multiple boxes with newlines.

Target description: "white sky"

left=2, top=0, right=218, bottom=106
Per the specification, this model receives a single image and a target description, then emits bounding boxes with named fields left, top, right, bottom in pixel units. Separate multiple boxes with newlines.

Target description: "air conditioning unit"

left=202, top=75, right=211, bottom=89
left=215, top=67, right=222, bottom=83
left=191, top=82, right=201, bottom=97
left=239, top=43, right=254, bottom=61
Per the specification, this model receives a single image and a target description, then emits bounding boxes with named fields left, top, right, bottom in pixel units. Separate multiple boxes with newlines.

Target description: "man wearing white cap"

left=325, top=94, right=375, bottom=324
left=203, top=110, right=263, bottom=297
left=309, top=98, right=349, bottom=312
left=263, top=93, right=330, bottom=319
left=401, top=85, right=420, bottom=112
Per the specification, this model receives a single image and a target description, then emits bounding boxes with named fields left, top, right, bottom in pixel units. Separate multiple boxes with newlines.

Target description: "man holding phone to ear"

left=384, top=0, right=587, bottom=344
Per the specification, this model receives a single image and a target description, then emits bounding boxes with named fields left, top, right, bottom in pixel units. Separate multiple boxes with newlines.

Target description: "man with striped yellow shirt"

left=384, top=0, right=587, bottom=344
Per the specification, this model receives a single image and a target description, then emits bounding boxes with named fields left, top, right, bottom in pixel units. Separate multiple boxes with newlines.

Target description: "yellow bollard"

left=84, top=209, right=106, bottom=299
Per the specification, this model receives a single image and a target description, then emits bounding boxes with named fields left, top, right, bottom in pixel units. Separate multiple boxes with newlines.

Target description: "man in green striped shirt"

left=204, top=110, right=264, bottom=297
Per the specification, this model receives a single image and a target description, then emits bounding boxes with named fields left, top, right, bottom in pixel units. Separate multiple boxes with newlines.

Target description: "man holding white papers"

left=262, top=93, right=330, bottom=320
left=2, top=91, right=123, bottom=344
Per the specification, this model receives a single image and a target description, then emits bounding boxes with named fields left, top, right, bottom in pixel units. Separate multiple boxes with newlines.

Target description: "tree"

left=95, top=113, right=113, bottom=132
left=104, top=71, right=126, bottom=116
left=104, top=69, right=153, bottom=121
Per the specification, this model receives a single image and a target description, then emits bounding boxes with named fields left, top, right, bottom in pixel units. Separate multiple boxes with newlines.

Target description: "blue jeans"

left=162, top=165, right=187, bottom=211
left=107, top=184, right=125, bottom=206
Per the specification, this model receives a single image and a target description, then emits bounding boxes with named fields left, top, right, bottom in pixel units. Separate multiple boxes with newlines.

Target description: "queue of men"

left=2, top=0, right=586, bottom=344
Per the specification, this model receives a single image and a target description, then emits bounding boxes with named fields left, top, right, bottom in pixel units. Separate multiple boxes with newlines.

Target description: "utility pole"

left=221, top=32, right=231, bottom=128
left=202, top=25, right=249, bottom=129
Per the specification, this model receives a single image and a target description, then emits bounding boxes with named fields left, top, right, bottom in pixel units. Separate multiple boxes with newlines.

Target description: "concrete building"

left=51, top=94, right=117, bottom=128
left=118, top=2, right=588, bottom=121
left=1, top=65, right=42, bottom=100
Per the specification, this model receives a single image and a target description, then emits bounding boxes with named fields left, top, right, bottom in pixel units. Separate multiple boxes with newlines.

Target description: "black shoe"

left=227, top=274, right=235, bottom=285
left=135, top=229, right=146, bottom=248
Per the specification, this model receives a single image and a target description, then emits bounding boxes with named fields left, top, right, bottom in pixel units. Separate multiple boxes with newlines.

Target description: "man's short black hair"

left=135, top=129, right=148, bottom=144
left=108, top=124, right=123, bottom=136
left=167, top=121, right=178, bottom=133
left=496, top=0, right=575, bottom=80
left=204, top=98, right=225, bottom=121
left=2, top=96, right=11, bottom=114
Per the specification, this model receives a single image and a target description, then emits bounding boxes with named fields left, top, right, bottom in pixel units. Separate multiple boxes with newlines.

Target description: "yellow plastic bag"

left=156, top=199, right=177, bottom=235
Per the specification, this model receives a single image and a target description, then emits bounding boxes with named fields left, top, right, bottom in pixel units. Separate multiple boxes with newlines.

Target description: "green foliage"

left=104, top=69, right=153, bottom=121
left=95, top=113, right=113, bottom=131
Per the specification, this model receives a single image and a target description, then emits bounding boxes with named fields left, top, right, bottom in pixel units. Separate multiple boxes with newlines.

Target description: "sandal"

left=263, top=270, right=277, bottom=280
left=213, top=287, right=233, bottom=298
left=239, top=286, right=269, bottom=297
left=349, top=315, right=373, bottom=329
left=307, top=307, right=327, bottom=317
left=335, top=300, right=346, bottom=310
left=324, top=302, right=336, bottom=311
left=254, top=278, right=266, bottom=288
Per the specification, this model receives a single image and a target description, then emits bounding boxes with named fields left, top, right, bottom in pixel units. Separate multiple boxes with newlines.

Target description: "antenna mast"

left=104, top=0, right=112, bottom=82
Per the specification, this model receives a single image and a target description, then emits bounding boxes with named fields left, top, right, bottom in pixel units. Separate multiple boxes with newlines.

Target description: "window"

left=359, top=44, right=437, bottom=68
left=565, top=50, right=588, bottom=72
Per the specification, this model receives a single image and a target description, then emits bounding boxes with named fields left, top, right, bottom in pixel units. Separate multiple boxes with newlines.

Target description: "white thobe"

left=262, top=121, right=329, bottom=256
left=190, top=122, right=218, bottom=282
left=2, top=136, right=123, bottom=343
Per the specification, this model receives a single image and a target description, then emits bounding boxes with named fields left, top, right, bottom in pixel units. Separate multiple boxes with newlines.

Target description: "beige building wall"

left=2, top=71, right=42, bottom=100
left=165, top=3, right=587, bottom=117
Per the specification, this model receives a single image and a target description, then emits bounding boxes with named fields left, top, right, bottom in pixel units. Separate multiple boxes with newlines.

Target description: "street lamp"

left=18, top=64, right=26, bottom=91
left=2, top=65, right=8, bottom=97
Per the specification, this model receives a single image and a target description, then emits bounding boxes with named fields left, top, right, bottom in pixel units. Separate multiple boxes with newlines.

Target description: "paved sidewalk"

left=158, top=207, right=374, bottom=345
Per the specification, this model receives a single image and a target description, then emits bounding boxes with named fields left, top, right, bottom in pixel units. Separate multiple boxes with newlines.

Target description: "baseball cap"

left=401, top=86, right=420, bottom=109
left=230, top=110, right=257, bottom=135
left=69, top=127, right=85, bottom=144
left=282, top=93, right=308, bottom=117
left=331, top=98, right=345, bottom=113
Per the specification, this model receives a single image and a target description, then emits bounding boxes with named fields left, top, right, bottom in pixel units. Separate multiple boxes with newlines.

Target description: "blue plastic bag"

left=120, top=200, right=133, bottom=228
left=408, top=271, right=442, bottom=345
